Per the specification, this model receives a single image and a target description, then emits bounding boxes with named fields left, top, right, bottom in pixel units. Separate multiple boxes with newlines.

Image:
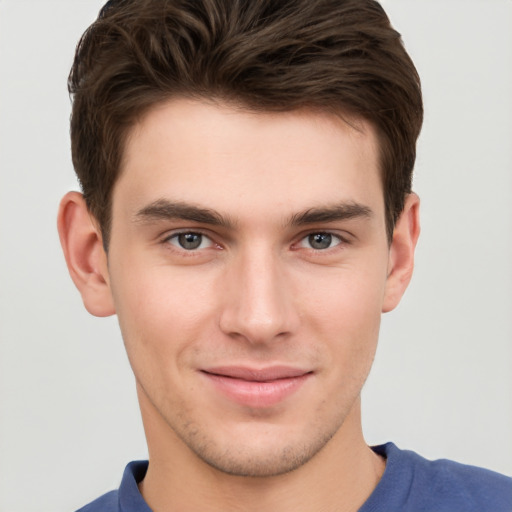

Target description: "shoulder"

left=74, top=460, right=150, bottom=512
left=420, top=453, right=511, bottom=503
left=408, top=451, right=511, bottom=510
left=75, top=490, right=118, bottom=512
left=363, top=443, right=512, bottom=512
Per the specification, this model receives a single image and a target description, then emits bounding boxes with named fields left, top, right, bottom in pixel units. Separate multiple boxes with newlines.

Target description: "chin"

left=195, top=444, right=320, bottom=478
left=178, top=419, right=340, bottom=478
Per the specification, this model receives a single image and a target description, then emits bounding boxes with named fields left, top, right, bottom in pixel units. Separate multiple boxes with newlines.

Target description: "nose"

left=219, top=247, right=299, bottom=345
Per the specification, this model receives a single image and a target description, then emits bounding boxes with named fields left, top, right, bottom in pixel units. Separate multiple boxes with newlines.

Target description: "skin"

left=58, top=98, right=420, bottom=512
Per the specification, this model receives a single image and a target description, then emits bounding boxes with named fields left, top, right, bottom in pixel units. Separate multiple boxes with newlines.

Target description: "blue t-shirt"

left=76, top=443, right=512, bottom=511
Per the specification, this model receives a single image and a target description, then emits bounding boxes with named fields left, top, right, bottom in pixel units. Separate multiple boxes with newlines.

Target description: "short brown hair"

left=69, top=0, right=422, bottom=247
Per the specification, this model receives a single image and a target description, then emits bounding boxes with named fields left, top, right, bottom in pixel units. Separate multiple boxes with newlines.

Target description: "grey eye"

left=299, top=232, right=342, bottom=250
left=166, top=231, right=215, bottom=252
left=169, top=232, right=210, bottom=251
left=178, top=233, right=202, bottom=250
left=308, top=233, right=333, bottom=250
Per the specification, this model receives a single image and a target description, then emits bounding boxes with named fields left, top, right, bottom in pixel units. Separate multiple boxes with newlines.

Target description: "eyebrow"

left=134, top=199, right=235, bottom=228
left=134, top=198, right=373, bottom=229
left=288, top=202, right=373, bottom=226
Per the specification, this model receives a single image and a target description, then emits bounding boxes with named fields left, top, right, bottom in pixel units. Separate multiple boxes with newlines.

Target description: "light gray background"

left=0, top=1, right=511, bottom=511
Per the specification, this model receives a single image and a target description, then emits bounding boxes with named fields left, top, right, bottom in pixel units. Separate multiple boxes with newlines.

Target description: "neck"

left=138, top=388, right=385, bottom=512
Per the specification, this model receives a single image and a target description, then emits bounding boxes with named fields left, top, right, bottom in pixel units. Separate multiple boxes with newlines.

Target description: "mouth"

left=200, top=366, right=313, bottom=408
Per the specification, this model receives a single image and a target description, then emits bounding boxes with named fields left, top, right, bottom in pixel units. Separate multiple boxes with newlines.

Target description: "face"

left=105, top=99, right=397, bottom=477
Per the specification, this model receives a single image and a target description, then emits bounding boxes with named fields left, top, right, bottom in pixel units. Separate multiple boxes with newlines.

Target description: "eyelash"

left=295, top=232, right=347, bottom=251
left=160, top=229, right=350, bottom=255
left=161, top=230, right=218, bottom=253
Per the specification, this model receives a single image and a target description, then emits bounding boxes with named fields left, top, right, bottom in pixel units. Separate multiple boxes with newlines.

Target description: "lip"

left=201, top=366, right=312, bottom=408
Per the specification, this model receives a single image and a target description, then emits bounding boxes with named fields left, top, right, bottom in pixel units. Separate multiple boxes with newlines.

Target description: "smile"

left=200, top=366, right=313, bottom=408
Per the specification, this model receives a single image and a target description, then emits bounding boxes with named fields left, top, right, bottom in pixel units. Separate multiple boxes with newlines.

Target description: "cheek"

left=298, top=263, right=386, bottom=367
left=300, top=260, right=386, bottom=322
left=109, top=262, right=218, bottom=376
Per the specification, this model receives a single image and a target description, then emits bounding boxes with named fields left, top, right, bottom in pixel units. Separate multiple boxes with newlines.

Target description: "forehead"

left=114, top=98, right=383, bottom=222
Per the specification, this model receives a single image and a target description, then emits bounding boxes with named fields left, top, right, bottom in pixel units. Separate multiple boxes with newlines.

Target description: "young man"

left=58, top=0, right=512, bottom=510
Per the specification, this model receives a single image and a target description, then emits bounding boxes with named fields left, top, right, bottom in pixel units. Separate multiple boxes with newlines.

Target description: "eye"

left=299, top=232, right=342, bottom=250
left=167, top=232, right=214, bottom=251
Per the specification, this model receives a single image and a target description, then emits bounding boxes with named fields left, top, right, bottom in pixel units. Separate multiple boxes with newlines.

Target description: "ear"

left=382, top=193, right=421, bottom=313
left=57, top=191, right=116, bottom=317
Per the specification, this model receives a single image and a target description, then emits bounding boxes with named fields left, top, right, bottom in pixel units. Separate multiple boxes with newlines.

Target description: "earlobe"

left=382, top=193, right=420, bottom=313
left=57, top=191, right=116, bottom=317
